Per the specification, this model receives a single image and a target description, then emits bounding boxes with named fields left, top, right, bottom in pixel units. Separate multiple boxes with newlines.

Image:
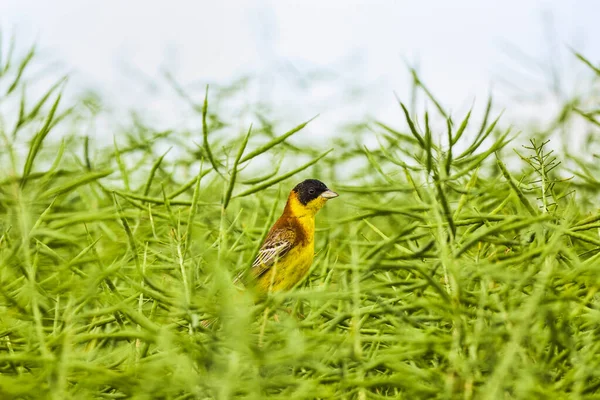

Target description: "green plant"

left=1, top=36, right=600, bottom=400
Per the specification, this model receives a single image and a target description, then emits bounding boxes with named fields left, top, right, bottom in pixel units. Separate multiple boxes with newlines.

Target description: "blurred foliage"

left=1, top=36, right=600, bottom=400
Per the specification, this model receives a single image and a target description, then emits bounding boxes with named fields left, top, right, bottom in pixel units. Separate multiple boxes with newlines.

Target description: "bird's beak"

left=321, top=189, right=339, bottom=199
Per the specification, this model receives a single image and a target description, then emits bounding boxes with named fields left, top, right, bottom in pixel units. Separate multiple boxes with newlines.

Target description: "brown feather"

left=235, top=192, right=309, bottom=283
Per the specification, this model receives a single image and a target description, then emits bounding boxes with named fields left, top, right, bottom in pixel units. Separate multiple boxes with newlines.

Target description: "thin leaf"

left=235, top=149, right=333, bottom=198
left=224, top=125, right=252, bottom=208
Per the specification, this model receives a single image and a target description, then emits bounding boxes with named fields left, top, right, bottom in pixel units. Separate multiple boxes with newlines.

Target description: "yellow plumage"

left=247, top=179, right=338, bottom=295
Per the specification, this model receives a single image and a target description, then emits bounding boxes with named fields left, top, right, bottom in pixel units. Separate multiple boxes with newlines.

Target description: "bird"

left=237, top=179, right=338, bottom=295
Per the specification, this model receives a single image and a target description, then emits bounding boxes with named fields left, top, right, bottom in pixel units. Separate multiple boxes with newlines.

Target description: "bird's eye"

left=309, top=189, right=315, bottom=194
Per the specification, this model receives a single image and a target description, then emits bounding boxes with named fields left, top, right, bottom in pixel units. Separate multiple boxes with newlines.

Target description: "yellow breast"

left=255, top=240, right=314, bottom=293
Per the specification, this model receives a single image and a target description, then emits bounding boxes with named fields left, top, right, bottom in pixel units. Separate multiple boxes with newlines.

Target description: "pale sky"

left=2, top=0, right=600, bottom=139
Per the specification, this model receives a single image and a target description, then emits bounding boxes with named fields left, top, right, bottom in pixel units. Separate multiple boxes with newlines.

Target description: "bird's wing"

left=232, top=226, right=296, bottom=286
left=250, top=227, right=296, bottom=277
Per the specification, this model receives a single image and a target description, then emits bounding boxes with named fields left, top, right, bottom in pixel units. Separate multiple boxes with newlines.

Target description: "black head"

left=293, top=179, right=329, bottom=205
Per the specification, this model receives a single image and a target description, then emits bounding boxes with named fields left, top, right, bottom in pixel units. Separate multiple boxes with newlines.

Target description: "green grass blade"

left=41, top=170, right=113, bottom=198
left=397, top=98, right=425, bottom=148
left=143, top=148, right=172, bottom=196
left=21, top=93, right=61, bottom=183
left=224, top=124, right=252, bottom=209
left=6, top=45, right=35, bottom=95
left=202, top=85, right=222, bottom=176
left=239, top=116, right=318, bottom=163
left=235, top=149, right=333, bottom=198
left=496, top=156, right=537, bottom=216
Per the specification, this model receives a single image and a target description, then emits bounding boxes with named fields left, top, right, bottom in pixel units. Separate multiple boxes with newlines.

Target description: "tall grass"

left=1, top=37, right=600, bottom=399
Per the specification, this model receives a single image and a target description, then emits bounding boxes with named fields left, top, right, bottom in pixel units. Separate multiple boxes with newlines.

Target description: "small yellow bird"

left=240, top=179, right=338, bottom=295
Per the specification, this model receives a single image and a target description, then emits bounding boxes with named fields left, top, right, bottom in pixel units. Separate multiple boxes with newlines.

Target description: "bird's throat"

left=283, top=194, right=316, bottom=237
